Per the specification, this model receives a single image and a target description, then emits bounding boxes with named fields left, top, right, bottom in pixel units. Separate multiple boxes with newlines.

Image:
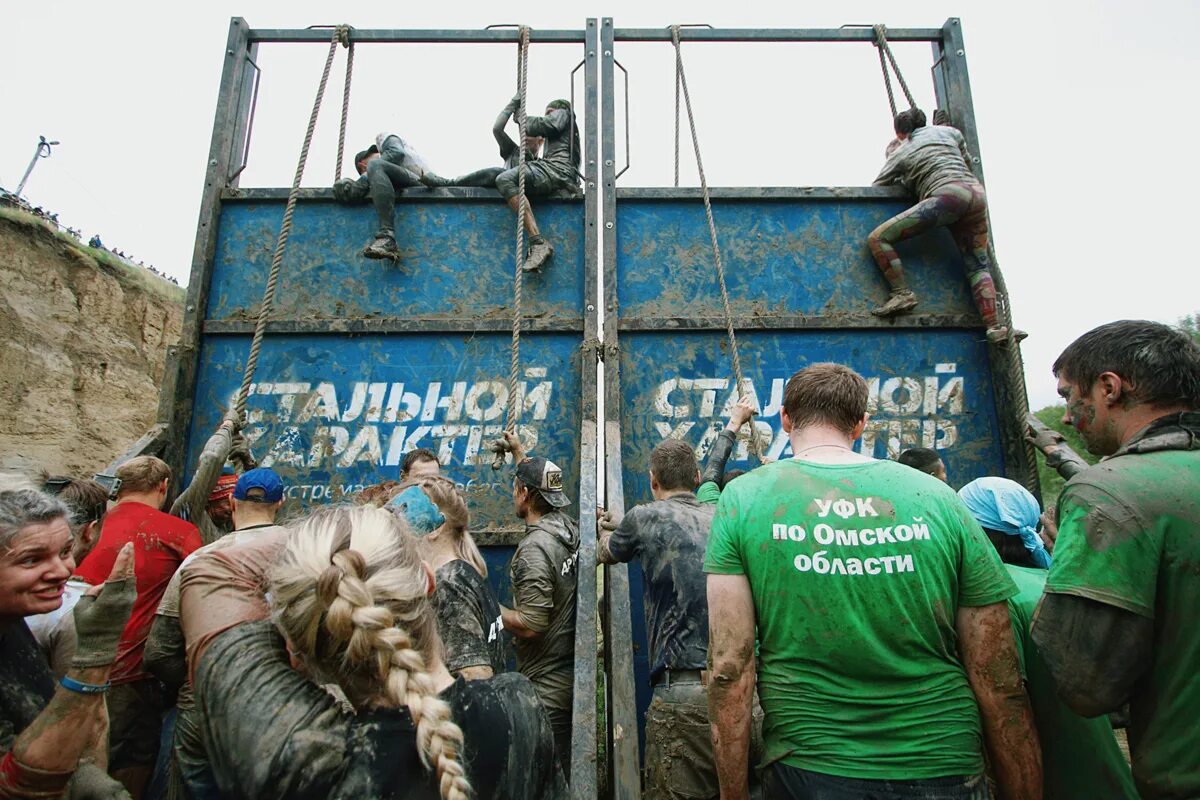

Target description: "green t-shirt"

left=1006, top=565, right=1137, bottom=799
left=704, top=458, right=1016, bottom=780
left=1046, top=446, right=1200, bottom=799
left=696, top=481, right=721, bottom=505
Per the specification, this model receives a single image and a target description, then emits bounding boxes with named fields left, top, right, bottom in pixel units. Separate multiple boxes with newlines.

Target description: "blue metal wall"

left=614, top=192, right=1008, bottom=754
left=184, top=193, right=587, bottom=603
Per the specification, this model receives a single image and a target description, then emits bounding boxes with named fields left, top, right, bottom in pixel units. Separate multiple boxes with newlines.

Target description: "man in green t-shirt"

left=705, top=362, right=1041, bottom=800
left=1031, top=320, right=1200, bottom=799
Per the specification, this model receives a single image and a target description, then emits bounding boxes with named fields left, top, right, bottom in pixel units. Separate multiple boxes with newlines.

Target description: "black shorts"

left=107, top=679, right=165, bottom=770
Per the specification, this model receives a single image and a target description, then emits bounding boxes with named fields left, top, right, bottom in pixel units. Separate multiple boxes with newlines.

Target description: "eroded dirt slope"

left=0, top=210, right=184, bottom=476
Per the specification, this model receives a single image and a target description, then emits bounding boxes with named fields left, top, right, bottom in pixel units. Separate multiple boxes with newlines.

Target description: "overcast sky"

left=4, top=0, right=1198, bottom=410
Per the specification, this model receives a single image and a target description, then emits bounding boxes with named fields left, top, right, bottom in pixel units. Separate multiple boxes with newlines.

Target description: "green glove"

left=71, top=548, right=137, bottom=669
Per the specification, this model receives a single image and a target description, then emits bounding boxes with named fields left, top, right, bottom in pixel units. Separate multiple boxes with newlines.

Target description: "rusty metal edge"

left=203, top=318, right=586, bottom=335
left=617, top=313, right=982, bottom=332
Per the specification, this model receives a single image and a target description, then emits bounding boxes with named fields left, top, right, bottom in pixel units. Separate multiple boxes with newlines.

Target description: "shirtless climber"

left=869, top=108, right=1024, bottom=344
left=332, top=133, right=435, bottom=262
left=421, top=95, right=544, bottom=190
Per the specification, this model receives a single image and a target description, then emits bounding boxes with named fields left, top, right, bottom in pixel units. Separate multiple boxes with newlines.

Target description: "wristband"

left=60, top=676, right=111, bottom=694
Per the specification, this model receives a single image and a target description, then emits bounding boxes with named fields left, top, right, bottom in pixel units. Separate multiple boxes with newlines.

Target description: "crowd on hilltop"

left=0, top=187, right=180, bottom=287
left=0, top=318, right=1197, bottom=800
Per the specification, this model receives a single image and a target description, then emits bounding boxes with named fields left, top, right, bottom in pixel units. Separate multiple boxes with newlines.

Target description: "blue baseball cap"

left=233, top=468, right=284, bottom=503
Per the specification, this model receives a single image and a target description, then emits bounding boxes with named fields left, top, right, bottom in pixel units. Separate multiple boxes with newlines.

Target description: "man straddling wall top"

left=705, top=362, right=1042, bottom=800
left=869, top=108, right=1023, bottom=344
left=497, top=431, right=579, bottom=780
left=1031, top=320, right=1200, bottom=800
left=332, top=134, right=434, bottom=262
left=599, top=438, right=760, bottom=799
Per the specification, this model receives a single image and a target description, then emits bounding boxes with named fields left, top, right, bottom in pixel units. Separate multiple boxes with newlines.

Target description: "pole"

left=15, top=136, right=59, bottom=198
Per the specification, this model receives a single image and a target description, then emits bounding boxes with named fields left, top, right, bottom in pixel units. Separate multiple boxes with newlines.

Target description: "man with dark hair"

left=1031, top=319, right=1200, bottom=799
left=492, top=99, right=581, bottom=273
left=706, top=362, right=1040, bottom=800
left=598, top=438, right=746, bottom=798
left=332, top=134, right=434, bottom=262
left=497, top=431, right=578, bottom=778
left=146, top=468, right=286, bottom=800
left=897, top=446, right=948, bottom=482
left=75, top=456, right=202, bottom=797
left=869, top=108, right=1021, bottom=344
left=399, top=448, right=441, bottom=482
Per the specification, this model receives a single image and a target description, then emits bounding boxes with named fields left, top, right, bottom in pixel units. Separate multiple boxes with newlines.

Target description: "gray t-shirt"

left=874, top=124, right=979, bottom=200
left=606, top=494, right=714, bottom=683
left=433, top=559, right=510, bottom=676
left=509, top=511, right=579, bottom=712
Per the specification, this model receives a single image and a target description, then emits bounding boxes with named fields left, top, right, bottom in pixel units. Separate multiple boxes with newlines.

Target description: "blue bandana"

left=387, top=485, right=445, bottom=536
left=958, top=477, right=1051, bottom=568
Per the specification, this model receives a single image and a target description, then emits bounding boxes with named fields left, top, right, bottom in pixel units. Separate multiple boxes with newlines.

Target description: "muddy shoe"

left=523, top=236, right=554, bottom=273
left=986, top=326, right=1029, bottom=345
left=363, top=234, right=400, bottom=262
left=871, top=289, right=918, bottom=317
left=420, top=171, right=452, bottom=188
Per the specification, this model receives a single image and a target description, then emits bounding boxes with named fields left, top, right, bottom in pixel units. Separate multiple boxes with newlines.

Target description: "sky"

left=3, top=0, right=1198, bottom=410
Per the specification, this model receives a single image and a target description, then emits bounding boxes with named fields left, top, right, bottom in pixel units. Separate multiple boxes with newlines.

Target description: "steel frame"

left=599, top=17, right=1039, bottom=799
left=166, top=18, right=602, bottom=798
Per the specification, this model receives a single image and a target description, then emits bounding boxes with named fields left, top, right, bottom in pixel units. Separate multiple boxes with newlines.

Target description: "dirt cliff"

left=0, top=207, right=184, bottom=477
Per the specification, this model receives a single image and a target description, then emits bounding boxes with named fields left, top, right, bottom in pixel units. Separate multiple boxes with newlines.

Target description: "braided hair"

left=269, top=505, right=472, bottom=800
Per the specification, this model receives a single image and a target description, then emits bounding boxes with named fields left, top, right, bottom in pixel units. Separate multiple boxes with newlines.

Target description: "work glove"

left=1024, top=414, right=1088, bottom=474
left=66, top=764, right=131, bottom=800
left=507, top=93, right=523, bottom=112
left=333, top=177, right=367, bottom=203
left=71, top=543, right=136, bottom=669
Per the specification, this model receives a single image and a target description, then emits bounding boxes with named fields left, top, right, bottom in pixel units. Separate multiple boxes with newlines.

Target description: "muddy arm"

left=956, top=602, right=1042, bottom=800
left=707, top=574, right=757, bottom=800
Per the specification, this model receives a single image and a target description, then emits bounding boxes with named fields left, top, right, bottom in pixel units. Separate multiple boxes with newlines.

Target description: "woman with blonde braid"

left=388, top=477, right=511, bottom=679
left=177, top=505, right=566, bottom=800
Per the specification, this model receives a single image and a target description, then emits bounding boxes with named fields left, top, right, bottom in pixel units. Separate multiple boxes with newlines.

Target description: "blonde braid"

left=271, top=505, right=473, bottom=800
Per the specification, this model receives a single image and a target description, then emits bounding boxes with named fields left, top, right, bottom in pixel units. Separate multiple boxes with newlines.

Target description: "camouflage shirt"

left=509, top=511, right=579, bottom=712
left=194, top=620, right=567, bottom=799
left=606, top=494, right=714, bottom=682
left=432, top=559, right=510, bottom=676
left=873, top=124, right=980, bottom=201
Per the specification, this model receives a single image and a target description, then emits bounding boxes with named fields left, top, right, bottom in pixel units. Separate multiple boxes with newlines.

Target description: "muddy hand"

left=730, top=395, right=757, bottom=428
left=72, top=542, right=136, bottom=668
left=1024, top=414, right=1065, bottom=452
left=596, top=507, right=617, bottom=532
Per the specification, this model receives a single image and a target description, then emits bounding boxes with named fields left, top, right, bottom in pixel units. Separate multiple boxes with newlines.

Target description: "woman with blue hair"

left=958, top=476, right=1136, bottom=799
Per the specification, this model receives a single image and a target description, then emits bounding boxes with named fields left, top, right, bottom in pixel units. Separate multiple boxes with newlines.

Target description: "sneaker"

left=420, top=171, right=452, bottom=188
left=523, top=237, right=554, bottom=272
left=871, top=289, right=918, bottom=317
left=362, top=233, right=400, bottom=261
left=986, top=326, right=1029, bottom=345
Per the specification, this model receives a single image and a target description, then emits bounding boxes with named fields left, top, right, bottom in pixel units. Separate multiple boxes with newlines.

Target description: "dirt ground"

left=0, top=210, right=183, bottom=477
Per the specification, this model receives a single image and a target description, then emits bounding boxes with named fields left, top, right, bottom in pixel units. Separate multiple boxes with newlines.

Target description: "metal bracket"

left=613, top=59, right=631, bottom=180
left=227, top=53, right=261, bottom=182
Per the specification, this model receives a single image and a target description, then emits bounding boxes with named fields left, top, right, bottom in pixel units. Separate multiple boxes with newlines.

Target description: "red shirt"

left=75, top=501, right=201, bottom=684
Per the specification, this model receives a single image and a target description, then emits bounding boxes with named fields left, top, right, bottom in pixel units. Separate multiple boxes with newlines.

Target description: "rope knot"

left=336, top=24, right=352, bottom=48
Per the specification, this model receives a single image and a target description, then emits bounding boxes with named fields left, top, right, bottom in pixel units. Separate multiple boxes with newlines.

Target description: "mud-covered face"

left=0, top=518, right=74, bottom=619
left=1057, top=374, right=1120, bottom=456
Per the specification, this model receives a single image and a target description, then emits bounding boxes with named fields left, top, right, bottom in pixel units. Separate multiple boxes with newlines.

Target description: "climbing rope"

left=873, top=25, right=917, bottom=118
left=235, top=25, right=349, bottom=421
left=673, top=67, right=681, bottom=187
left=491, top=25, right=532, bottom=469
left=670, top=25, right=765, bottom=461
left=334, top=27, right=355, bottom=182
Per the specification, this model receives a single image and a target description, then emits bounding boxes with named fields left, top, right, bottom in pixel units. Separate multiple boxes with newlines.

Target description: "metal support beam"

left=570, top=18, right=602, bottom=800
left=601, top=17, right=643, bottom=800
left=166, top=17, right=255, bottom=488
left=202, top=317, right=584, bottom=335
left=613, top=26, right=942, bottom=43
left=247, top=28, right=587, bottom=44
